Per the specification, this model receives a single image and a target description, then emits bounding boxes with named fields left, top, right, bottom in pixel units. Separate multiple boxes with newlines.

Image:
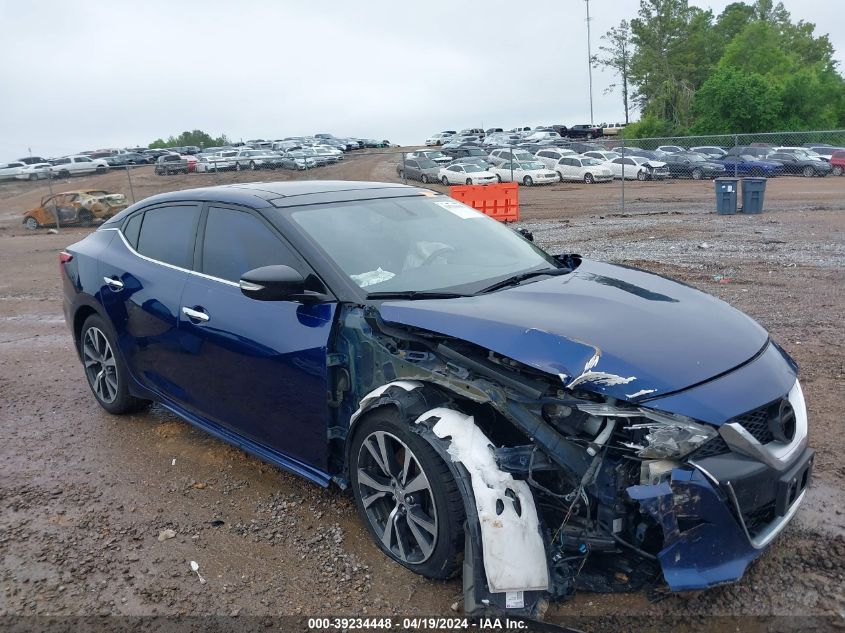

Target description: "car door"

left=405, top=159, right=420, bottom=180
left=72, top=156, right=92, bottom=174
left=177, top=204, right=336, bottom=470
left=99, top=203, right=201, bottom=398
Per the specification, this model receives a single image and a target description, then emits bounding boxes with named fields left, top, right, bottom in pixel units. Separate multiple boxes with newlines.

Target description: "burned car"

left=23, top=190, right=128, bottom=230
left=61, top=181, right=812, bottom=617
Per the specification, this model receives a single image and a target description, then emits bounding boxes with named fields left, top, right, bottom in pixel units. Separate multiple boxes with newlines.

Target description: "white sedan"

left=553, top=156, right=614, bottom=183
left=606, top=156, right=669, bottom=180
left=534, top=147, right=577, bottom=169
left=439, top=163, right=498, bottom=185
left=425, top=133, right=453, bottom=146
left=489, top=160, right=558, bottom=186
left=582, top=150, right=621, bottom=163
left=15, top=162, right=53, bottom=181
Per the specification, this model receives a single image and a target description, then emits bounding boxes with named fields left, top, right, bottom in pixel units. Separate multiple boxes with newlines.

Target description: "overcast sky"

left=1, top=0, right=842, bottom=159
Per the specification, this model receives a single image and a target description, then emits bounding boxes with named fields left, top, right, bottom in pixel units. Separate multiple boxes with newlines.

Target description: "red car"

left=831, top=151, right=845, bottom=176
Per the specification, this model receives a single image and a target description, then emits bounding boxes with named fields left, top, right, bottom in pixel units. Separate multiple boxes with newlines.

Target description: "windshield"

left=513, top=151, right=533, bottom=161
left=426, top=152, right=446, bottom=159
left=581, top=158, right=602, bottom=166
left=290, top=196, right=559, bottom=293
left=521, top=161, right=545, bottom=170
left=685, top=154, right=708, bottom=162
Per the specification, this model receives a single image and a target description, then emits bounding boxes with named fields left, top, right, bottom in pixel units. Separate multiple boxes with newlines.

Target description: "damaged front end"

left=331, top=304, right=812, bottom=618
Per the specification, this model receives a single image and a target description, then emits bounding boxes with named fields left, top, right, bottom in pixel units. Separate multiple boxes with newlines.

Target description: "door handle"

left=181, top=306, right=210, bottom=323
left=103, top=276, right=124, bottom=290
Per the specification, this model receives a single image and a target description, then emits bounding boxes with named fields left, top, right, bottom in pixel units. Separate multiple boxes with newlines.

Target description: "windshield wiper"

left=475, top=267, right=570, bottom=294
left=366, top=291, right=470, bottom=300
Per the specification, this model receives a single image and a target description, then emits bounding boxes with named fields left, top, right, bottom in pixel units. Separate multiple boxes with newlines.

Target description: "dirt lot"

left=1, top=151, right=844, bottom=631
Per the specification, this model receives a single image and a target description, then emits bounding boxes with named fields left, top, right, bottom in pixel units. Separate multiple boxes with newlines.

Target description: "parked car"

left=716, top=155, right=784, bottom=177
left=525, top=130, right=560, bottom=142
left=406, top=150, right=452, bottom=166
left=487, top=148, right=536, bottom=167
left=489, top=160, right=558, bottom=186
left=725, top=146, right=775, bottom=159
left=567, top=141, right=603, bottom=154
left=656, top=145, right=685, bottom=154
left=447, top=157, right=492, bottom=170
left=105, top=153, right=150, bottom=167
left=442, top=136, right=482, bottom=149
left=17, top=156, right=51, bottom=165
left=690, top=146, right=728, bottom=159
left=15, top=162, right=53, bottom=180
left=582, top=150, right=621, bottom=163
left=605, top=156, right=669, bottom=180
left=662, top=153, right=726, bottom=179
left=830, top=151, right=845, bottom=176
left=278, top=152, right=318, bottom=170
left=154, top=154, right=189, bottom=175
left=233, top=149, right=282, bottom=171
left=459, top=128, right=485, bottom=138
left=61, top=180, right=812, bottom=616
left=438, top=163, right=497, bottom=185
left=802, top=145, right=845, bottom=160
left=425, top=133, right=453, bottom=146
left=765, top=152, right=832, bottom=177
left=553, top=156, right=613, bottom=183
left=441, top=146, right=489, bottom=160
left=0, top=161, right=28, bottom=180
left=22, top=190, right=127, bottom=229
left=397, top=158, right=441, bottom=184
left=534, top=148, right=578, bottom=169
left=50, top=155, right=110, bottom=178
left=567, top=124, right=603, bottom=139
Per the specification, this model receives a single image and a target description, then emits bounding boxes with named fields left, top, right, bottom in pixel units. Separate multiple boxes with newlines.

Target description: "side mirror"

left=239, top=265, right=324, bottom=302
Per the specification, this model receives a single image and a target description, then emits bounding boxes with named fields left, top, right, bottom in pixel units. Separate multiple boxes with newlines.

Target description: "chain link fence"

left=5, top=130, right=844, bottom=232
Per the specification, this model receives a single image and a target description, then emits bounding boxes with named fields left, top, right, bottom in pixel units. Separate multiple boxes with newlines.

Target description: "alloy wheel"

left=355, top=431, right=438, bottom=564
left=83, top=326, right=118, bottom=403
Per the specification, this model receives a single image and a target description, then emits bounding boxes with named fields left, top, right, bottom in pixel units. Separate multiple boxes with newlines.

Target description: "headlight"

left=625, top=410, right=717, bottom=459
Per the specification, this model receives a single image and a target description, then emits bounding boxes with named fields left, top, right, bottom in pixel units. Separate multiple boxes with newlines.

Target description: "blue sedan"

left=716, top=155, right=785, bottom=177
left=61, top=181, right=812, bottom=617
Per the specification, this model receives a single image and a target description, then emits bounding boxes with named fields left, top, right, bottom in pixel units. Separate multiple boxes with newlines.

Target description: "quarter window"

left=201, top=206, right=299, bottom=283
left=136, top=205, right=200, bottom=269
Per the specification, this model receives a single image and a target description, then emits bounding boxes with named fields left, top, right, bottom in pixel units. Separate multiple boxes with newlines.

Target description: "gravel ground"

left=0, top=151, right=843, bottom=632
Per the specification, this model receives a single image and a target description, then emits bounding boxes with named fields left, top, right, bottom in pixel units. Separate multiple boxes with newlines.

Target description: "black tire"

left=78, top=210, right=94, bottom=227
left=421, top=174, right=429, bottom=184
left=349, top=407, right=465, bottom=579
left=249, top=161, right=257, bottom=171
left=636, top=170, right=646, bottom=181
left=465, top=178, right=473, bottom=185
left=80, top=314, right=151, bottom=415
left=398, top=170, right=405, bottom=179
left=59, top=170, right=70, bottom=179
left=833, top=165, right=844, bottom=177
left=441, top=176, right=449, bottom=186
left=235, top=162, right=242, bottom=172
left=691, top=168, right=703, bottom=180
left=95, top=166, right=107, bottom=174
left=584, top=172, right=594, bottom=184
left=523, top=175, right=533, bottom=186
left=803, top=166, right=814, bottom=178
left=29, top=173, right=38, bottom=181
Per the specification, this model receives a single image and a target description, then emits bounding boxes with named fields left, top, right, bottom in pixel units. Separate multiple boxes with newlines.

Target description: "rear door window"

left=122, top=213, right=143, bottom=249
left=136, top=204, right=200, bottom=269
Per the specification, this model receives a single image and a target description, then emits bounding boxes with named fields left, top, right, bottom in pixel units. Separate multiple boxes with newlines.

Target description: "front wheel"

left=235, top=162, right=242, bottom=172
left=496, top=174, right=502, bottom=183
left=691, top=168, right=703, bottom=180
left=421, top=174, right=429, bottom=184
left=95, top=166, right=107, bottom=174
left=465, top=178, right=473, bottom=185
left=249, top=161, right=257, bottom=171
left=523, top=175, right=533, bottom=186
left=24, top=217, right=38, bottom=230
left=80, top=315, right=151, bottom=415
left=833, top=165, right=844, bottom=176
left=350, top=407, right=465, bottom=579
left=584, top=172, right=594, bottom=184
left=29, top=173, right=38, bottom=181
left=636, top=170, right=646, bottom=181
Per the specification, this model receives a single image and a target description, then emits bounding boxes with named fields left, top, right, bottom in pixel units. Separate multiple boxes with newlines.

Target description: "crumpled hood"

left=378, top=259, right=769, bottom=402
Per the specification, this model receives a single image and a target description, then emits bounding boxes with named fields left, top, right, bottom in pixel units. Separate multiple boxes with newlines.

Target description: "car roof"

left=107, top=181, right=421, bottom=217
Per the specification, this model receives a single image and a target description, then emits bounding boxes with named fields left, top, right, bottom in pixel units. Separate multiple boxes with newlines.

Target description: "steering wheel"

left=421, top=246, right=456, bottom=266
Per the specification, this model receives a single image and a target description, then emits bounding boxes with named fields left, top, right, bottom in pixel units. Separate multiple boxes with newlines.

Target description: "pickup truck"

left=567, top=124, right=604, bottom=139
left=154, top=153, right=189, bottom=175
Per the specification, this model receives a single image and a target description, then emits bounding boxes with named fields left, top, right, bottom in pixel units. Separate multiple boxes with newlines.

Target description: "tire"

left=557, top=171, right=564, bottom=182
left=803, top=166, right=814, bottom=178
left=496, top=174, right=502, bottom=183
left=78, top=210, right=94, bottom=227
left=398, top=170, right=405, bottom=179
left=249, top=161, right=257, bottom=171
left=465, top=178, right=473, bottom=185
left=523, top=175, right=533, bottom=186
left=833, top=166, right=844, bottom=176
left=441, top=176, right=449, bottom=186
left=235, top=162, right=242, bottom=172
left=59, top=170, right=70, bottom=179
left=421, top=174, right=429, bottom=184
left=28, top=173, right=38, bottom=181
left=584, top=173, right=595, bottom=184
left=349, top=407, right=465, bottom=579
left=636, top=170, right=646, bottom=181
left=95, top=166, right=107, bottom=174
left=691, top=168, right=703, bottom=180
left=24, top=217, right=38, bottom=230
left=80, top=314, right=151, bottom=415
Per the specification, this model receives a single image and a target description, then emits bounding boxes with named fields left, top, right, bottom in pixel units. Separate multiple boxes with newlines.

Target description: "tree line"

left=592, top=0, right=845, bottom=137
left=148, top=130, right=231, bottom=149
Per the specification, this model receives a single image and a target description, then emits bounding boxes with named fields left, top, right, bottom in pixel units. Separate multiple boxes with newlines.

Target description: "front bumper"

left=628, top=446, right=812, bottom=591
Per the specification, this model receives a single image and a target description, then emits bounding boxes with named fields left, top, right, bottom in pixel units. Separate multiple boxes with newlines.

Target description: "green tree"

left=148, top=129, right=230, bottom=149
left=593, top=20, right=634, bottom=124
left=691, top=66, right=782, bottom=133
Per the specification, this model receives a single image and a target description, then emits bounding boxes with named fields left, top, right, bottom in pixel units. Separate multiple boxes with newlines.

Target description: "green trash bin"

left=741, top=177, right=767, bottom=214
left=714, top=178, right=738, bottom=215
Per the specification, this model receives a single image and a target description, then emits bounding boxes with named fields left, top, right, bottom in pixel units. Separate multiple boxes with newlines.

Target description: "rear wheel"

left=235, top=162, right=243, bottom=172
left=421, top=174, right=429, bottom=184
left=557, top=171, right=564, bottom=182
left=803, top=165, right=814, bottom=178
left=80, top=315, right=151, bottom=415
left=584, top=172, right=594, bottom=184
left=29, top=173, right=38, bottom=181
left=24, top=217, right=38, bottom=230
left=441, top=176, right=449, bottom=186
left=496, top=174, right=502, bottom=183
left=350, top=407, right=464, bottom=579
left=833, top=165, right=844, bottom=176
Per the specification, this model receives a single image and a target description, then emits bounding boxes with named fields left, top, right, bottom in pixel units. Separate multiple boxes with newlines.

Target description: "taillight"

left=59, top=251, right=72, bottom=276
